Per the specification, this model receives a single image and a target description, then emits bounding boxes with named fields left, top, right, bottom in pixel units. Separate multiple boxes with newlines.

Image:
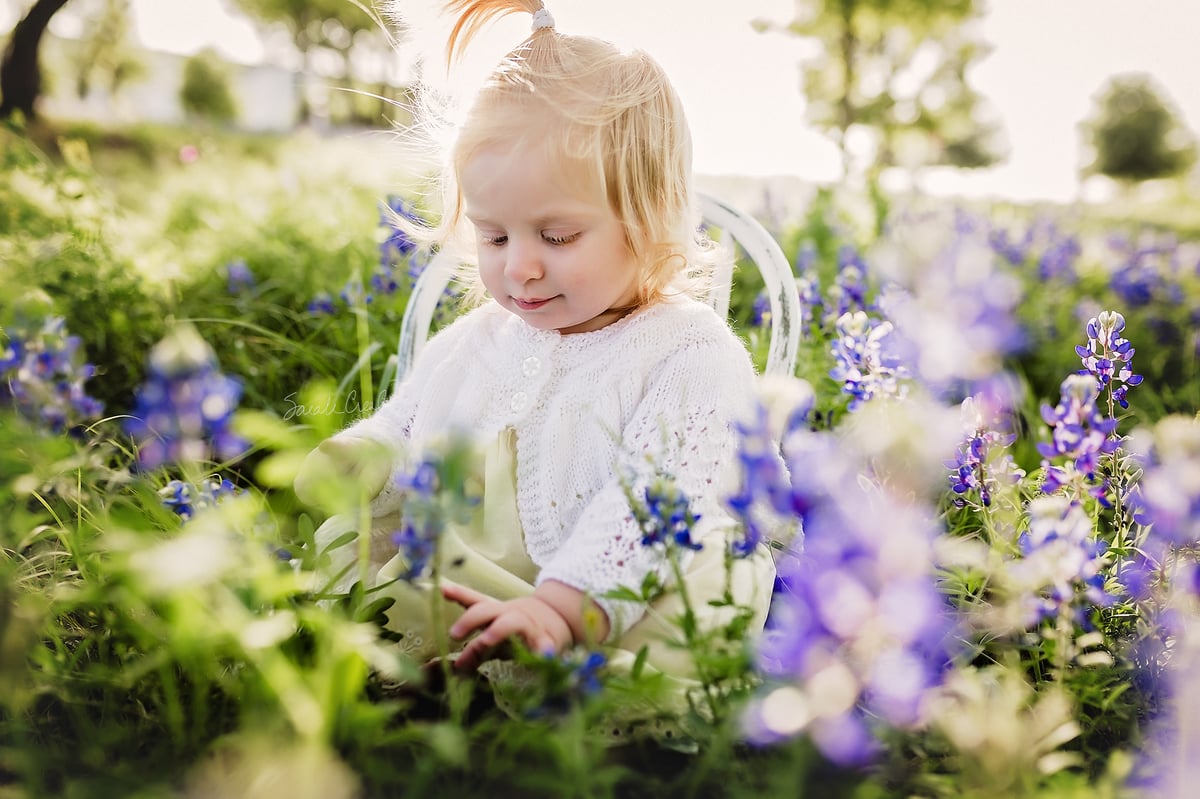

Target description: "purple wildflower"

left=633, top=477, right=703, bottom=552
left=389, top=456, right=442, bottom=580
left=1038, top=234, right=1081, bottom=281
left=1037, top=374, right=1120, bottom=501
left=873, top=219, right=1025, bottom=396
left=1, top=316, right=105, bottom=432
left=1075, top=311, right=1143, bottom=410
left=159, top=476, right=243, bottom=521
left=1106, top=235, right=1174, bottom=308
left=379, top=196, right=421, bottom=266
left=385, top=441, right=481, bottom=582
left=829, top=311, right=909, bottom=411
left=1125, top=416, right=1200, bottom=565
left=751, top=291, right=771, bottom=327
left=822, top=245, right=872, bottom=325
left=1008, top=496, right=1114, bottom=626
left=124, top=325, right=246, bottom=470
left=524, top=649, right=609, bottom=718
left=946, top=394, right=1025, bottom=510
left=727, top=402, right=794, bottom=558
left=742, top=429, right=957, bottom=764
left=224, top=259, right=255, bottom=294
left=370, top=267, right=400, bottom=296
left=339, top=275, right=374, bottom=308
left=306, top=292, right=336, bottom=316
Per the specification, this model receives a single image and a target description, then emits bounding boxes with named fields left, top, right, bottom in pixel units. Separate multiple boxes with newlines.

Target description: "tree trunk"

left=0, top=0, right=72, bottom=120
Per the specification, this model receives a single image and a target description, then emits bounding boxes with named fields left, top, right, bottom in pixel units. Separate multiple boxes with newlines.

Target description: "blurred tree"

left=1081, top=73, right=1197, bottom=185
left=0, top=0, right=71, bottom=120
left=179, top=48, right=238, bottom=124
left=230, top=0, right=386, bottom=123
left=67, top=0, right=147, bottom=103
left=756, top=0, right=1005, bottom=188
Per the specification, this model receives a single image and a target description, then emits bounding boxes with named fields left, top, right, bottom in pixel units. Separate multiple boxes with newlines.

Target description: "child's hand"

left=294, top=436, right=393, bottom=509
left=442, top=583, right=574, bottom=672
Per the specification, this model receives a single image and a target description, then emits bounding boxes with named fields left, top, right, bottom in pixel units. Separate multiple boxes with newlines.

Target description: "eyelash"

left=480, top=232, right=580, bottom=246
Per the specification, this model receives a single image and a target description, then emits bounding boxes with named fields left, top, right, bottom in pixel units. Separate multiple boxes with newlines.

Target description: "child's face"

left=461, top=142, right=641, bottom=335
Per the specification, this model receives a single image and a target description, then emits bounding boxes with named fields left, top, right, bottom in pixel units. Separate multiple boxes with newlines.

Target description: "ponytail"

left=444, top=0, right=547, bottom=66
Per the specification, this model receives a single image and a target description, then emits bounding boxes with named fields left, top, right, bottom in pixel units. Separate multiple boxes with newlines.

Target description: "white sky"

left=9, top=0, right=1200, bottom=203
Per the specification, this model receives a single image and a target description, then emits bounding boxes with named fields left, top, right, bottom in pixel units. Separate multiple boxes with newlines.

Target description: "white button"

left=522, top=356, right=541, bottom=377
left=510, top=391, right=528, bottom=412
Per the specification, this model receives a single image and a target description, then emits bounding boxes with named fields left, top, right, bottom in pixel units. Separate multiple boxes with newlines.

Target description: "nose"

left=503, top=237, right=543, bottom=283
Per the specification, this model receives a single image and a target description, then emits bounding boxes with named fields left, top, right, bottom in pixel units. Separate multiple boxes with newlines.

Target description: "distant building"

left=36, top=33, right=410, bottom=132
left=37, top=34, right=298, bottom=131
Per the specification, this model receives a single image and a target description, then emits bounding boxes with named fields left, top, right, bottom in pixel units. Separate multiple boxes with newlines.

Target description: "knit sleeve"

left=535, top=333, right=757, bottom=637
left=331, top=309, right=481, bottom=515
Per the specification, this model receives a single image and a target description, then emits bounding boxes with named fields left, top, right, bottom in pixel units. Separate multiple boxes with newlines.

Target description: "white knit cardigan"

left=336, top=294, right=764, bottom=634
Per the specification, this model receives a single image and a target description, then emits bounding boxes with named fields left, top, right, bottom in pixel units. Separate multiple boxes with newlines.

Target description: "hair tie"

left=531, top=6, right=555, bottom=31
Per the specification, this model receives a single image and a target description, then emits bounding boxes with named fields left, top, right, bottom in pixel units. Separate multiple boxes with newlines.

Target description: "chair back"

left=395, top=191, right=801, bottom=386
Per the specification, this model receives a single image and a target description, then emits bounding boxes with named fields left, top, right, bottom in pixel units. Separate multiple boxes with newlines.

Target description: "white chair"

left=395, top=191, right=801, bottom=385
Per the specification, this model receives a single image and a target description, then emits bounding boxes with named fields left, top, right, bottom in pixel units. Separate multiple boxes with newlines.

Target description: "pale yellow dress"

left=314, top=428, right=776, bottom=737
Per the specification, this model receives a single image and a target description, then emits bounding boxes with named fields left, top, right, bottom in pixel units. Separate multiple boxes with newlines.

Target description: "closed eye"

left=544, top=232, right=580, bottom=245
left=480, top=233, right=508, bottom=246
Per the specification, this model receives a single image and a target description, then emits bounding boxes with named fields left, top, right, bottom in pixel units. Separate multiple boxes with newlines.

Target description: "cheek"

left=476, top=249, right=502, bottom=279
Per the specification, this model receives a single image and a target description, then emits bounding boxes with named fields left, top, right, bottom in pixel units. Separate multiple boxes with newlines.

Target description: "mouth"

left=513, top=297, right=554, bottom=311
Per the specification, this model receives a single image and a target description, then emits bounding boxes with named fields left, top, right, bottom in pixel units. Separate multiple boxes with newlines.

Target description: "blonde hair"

left=398, top=0, right=715, bottom=306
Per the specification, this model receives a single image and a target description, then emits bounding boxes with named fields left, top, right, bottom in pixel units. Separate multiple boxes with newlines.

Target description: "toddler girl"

left=296, top=0, right=782, bottom=685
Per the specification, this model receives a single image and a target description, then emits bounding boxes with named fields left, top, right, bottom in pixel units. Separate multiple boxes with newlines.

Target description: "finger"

left=441, top=582, right=490, bottom=608
left=448, top=601, right=503, bottom=639
left=453, top=634, right=499, bottom=672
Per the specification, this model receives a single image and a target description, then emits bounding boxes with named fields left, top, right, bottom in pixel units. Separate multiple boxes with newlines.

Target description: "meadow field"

left=2, top=118, right=1199, bottom=798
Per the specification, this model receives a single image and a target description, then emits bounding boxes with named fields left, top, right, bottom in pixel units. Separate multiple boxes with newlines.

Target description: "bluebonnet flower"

left=390, top=516, right=439, bottom=581
left=0, top=337, right=22, bottom=371
left=339, top=275, right=374, bottom=308
left=793, top=242, right=824, bottom=330
left=1125, top=415, right=1200, bottom=566
left=378, top=196, right=421, bottom=266
left=1076, top=311, right=1143, bottom=410
left=1126, top=612, right=1200, bottom=799
left=822, top=245, right=872, bottom=325
left=159, top=476, right=243, bottom=521
left=565, top=649, right=607, bottom=695
left=796, top=272, right=822, bottom=331
left=124, top=325, right=246, bottom=470
left=829, top=311, right=909, bottom=411
left=1106, top=234, right=1176, bottom=308
left=946, top=394, right=1025, bottom=510
left=1, top=316, right=104, bottom=432
left=726, top=384, right=812, bottom=557
left=1037, top=233, right=1081, bottom=282
left=750, top=291, right=771, bottom=327
left=524, top=649, right=609, bottom=718
left=224, top=259, right=255, bottom=294
left=987, top=224, right=1034, bottom=266
left=370, top=267, right=400, bottom=296
left=389, top=456, right=443, bottom=580
left=306, top=292, right=336, bottom=316
left=1037, top=374, right=1119, bottom=501
left=631, top=476, right=703, bottom=552
left=386, top=440, right=481, bottom=581
left=986, top=214, right=1079, bottom=281
left=873, top=218, right=1025, bottom=396
left=1007, top=496, right=1113, bottom=626
left=742, top=428, right=957, bottom=765
left=375, top=198, right=429, bottom=295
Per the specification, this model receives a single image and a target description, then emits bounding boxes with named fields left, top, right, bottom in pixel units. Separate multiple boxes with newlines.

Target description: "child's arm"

left=293, top=435, right=394, bottom=511
left=442, top=580, right=610, bottom=671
